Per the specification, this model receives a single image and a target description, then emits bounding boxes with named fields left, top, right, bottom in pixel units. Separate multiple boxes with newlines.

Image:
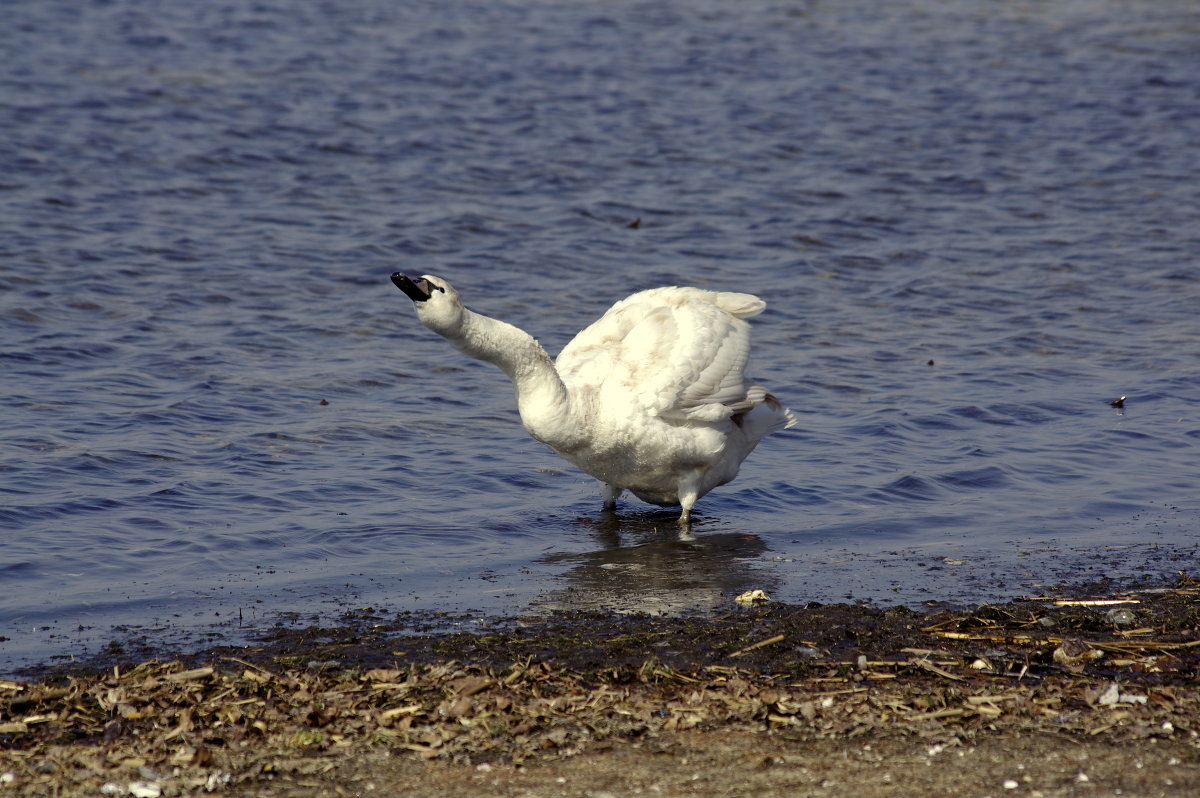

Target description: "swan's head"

left=390, top=272, right=464, bottom=334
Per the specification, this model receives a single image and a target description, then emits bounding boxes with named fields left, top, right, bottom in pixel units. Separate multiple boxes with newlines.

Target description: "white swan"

left=391, top=273, right=797, bottom=523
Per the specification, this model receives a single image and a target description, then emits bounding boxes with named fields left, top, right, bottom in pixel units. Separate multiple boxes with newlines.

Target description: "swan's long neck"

left=435, top=308, right=585, bottom=451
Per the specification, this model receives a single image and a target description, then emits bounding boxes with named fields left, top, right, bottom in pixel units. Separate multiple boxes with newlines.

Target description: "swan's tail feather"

left=713, top=292, right=767, bottom=319
left=767, top=393, right=799, bottom=430
left=728, top=387, right=797, bottom=438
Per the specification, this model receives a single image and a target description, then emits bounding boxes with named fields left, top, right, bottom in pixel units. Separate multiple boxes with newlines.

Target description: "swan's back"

left=556, top=287, right=791, bottom=430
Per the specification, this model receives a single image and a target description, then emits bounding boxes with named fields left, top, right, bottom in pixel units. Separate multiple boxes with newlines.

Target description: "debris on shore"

left=3, top=580, right=1199, bottom=795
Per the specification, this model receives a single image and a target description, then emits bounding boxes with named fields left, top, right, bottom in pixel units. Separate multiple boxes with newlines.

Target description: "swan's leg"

left=600, top=483, right=622, bottom=510
left=676, top=472, right=701, bottom=526
left=676, top=494, right=697, bottom=540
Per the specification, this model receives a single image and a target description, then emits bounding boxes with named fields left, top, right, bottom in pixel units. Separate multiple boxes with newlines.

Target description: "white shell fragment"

left=734, top=589, right=771, bottom=606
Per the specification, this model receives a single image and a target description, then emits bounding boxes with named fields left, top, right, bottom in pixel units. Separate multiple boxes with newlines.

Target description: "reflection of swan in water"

left=391, top=273, right=796, bottom=524
left=533, top=517, right=776, bottom=615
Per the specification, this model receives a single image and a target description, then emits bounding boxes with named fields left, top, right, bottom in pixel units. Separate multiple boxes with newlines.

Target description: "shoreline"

left=3, top=577, right=1199, bottom=796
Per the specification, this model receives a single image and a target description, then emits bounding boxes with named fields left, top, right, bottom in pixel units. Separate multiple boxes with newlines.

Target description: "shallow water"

left=2, top=0, right=1199, bottom=673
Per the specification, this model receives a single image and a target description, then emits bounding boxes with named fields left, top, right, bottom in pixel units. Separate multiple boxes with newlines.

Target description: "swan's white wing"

left=556, top=287, right=766, bottom=423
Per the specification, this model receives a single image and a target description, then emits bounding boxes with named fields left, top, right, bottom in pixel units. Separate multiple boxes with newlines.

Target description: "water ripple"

left=3, top=0, right=1199, bottom=672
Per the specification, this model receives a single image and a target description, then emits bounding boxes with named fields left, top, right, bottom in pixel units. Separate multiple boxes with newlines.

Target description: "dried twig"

left=729, top=634, right=786, bottom=658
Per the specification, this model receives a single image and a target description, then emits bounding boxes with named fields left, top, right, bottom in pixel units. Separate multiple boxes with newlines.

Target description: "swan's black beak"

left=391, top=273, right=434, bottom=302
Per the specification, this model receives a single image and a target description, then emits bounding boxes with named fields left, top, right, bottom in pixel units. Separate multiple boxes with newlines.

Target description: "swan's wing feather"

left=674, top=313, right=751, bottom=410
left=556, top=287, right=765, bottom=422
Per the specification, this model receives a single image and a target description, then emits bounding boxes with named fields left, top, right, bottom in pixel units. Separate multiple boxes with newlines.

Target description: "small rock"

left=1097, top=683, right=1147, bottom=706
left=1003, top=779, right=1019, bottom=789
left=1097, top=683, right=1120, bottom=705
left=1106, top=607, right=1137, bottom=627
left=205, top=772, right=232, bottom=791
left=1053, top=639, right=1101, bottom=669
left=129, top=782, right=162, bottom=798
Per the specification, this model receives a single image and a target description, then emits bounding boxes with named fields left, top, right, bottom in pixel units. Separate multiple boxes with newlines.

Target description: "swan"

left=391, top=272, right=796, bottom=523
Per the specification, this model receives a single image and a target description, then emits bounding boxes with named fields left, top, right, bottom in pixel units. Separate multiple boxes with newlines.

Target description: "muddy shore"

left=3, top=578, right=1199, bottom=797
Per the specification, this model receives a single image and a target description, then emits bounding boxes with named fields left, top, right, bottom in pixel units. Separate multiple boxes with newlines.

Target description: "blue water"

left=2, top=0, right=1199, bottom=674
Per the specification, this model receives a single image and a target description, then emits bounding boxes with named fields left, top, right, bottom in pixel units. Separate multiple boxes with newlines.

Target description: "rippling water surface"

left=3, top=0, right=1199, bottom=672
